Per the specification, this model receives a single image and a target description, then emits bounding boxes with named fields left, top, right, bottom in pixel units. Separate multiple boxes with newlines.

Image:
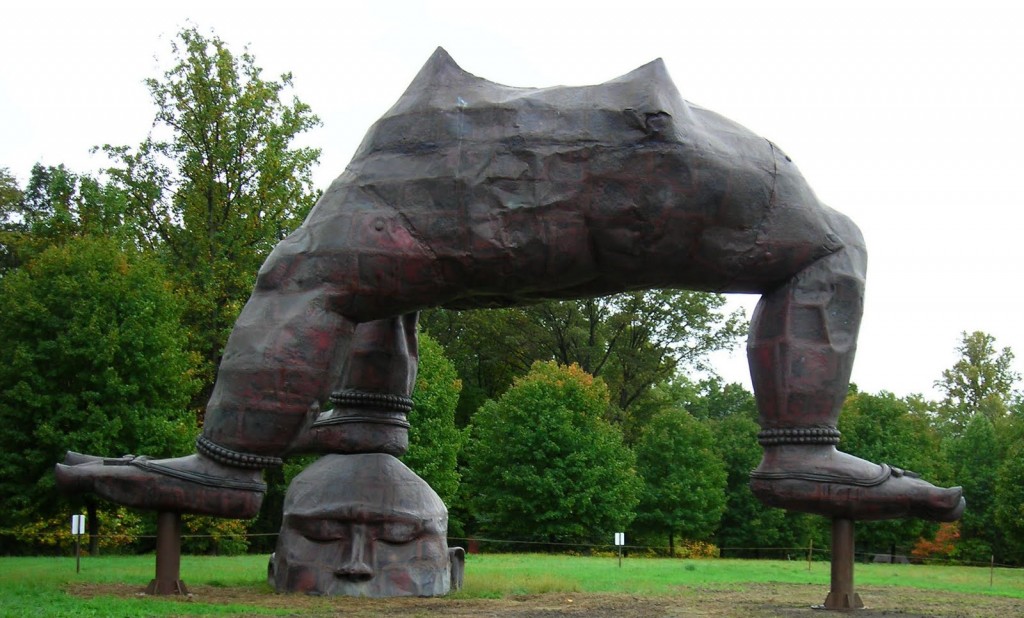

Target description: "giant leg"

left=746, top=209, right=964, bottom=521
left=55, top=249, right=420, bottom=517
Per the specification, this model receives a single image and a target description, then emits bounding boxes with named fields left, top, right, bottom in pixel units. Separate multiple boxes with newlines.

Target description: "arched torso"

left=258, top=50, right=845, bottom=321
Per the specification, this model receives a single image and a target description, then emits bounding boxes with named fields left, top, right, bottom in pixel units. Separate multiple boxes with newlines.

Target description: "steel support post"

left=145, top=511, right=189, bottom=595
left=816, top=518, right=864, bottom=610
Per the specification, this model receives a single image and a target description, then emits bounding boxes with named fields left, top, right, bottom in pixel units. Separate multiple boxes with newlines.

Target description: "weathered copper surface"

left=287, top=314, right=420, bottom=457
left=55, top=452, right=265, bottom=519
left=268, top=453, right=461, bottom=597
left=56, top=48, right=962, bottom=542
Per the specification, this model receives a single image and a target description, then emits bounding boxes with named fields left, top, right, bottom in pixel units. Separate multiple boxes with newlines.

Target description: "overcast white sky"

left=2, top=0, right=1021, bottom=400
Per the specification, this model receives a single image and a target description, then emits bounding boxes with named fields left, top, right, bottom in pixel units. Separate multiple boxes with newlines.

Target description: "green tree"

left=932, top=332, right=1021, bottom=561
left=419, top=307, right=540, bottom=426
left=935, top=331, right=1019, bottom=437
left=633, top=407, right=726, bottom=553
left=0, top=164, right=130, bottom=274
left=0, top=167, right=19, bottom=210
left=626, top=376, right=758, bottom=443
left=100, top=26, right=321, bottom=406
left=463, top=362, right=641, bottom=547
left=0, top=167, right=25, bottom=273
left=711, top=411, right=796, bottom=556
left=404, top=332, right=467, bottom=518
left=22, top=164, right=130, bottom=240
left=838, top=390, right=944, bottom=555
left=0, top=236, right=198, bottom=551
left=585, top=291, right=745, bottom=413
left=674, top=379, right=829, bottom=557
left=684, top=378, right=759, bottom=422
left=995, top=439, right=1024, bottom=564
left=423, top=290, right=745, bottom=426
left=943, top=414, right=1001, bottom=562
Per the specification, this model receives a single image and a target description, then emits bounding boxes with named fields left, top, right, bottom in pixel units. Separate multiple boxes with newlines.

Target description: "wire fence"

left=447, top=537, right=1024, bottom=570
left=4, top=528, right=1023, bottom=572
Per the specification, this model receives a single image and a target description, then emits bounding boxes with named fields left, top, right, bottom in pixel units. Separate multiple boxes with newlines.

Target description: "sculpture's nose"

left=335, top=562, right=373, bottom=582
left=334, top=525, right=374, bottom=582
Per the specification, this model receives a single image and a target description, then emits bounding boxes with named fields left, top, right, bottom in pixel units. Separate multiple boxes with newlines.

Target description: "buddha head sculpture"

left=268, top=453, right=463, bottom=597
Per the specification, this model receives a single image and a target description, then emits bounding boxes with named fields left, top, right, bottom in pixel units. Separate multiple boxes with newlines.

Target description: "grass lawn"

left=1, top=553, right=1021, bottom=617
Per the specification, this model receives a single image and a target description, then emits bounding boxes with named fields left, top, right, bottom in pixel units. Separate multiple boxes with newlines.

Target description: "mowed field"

left=2, top=553, right=1022, bottom=617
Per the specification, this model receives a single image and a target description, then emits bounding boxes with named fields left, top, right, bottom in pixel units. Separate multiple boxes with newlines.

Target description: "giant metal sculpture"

left=57, top=48, right=964, bottom=604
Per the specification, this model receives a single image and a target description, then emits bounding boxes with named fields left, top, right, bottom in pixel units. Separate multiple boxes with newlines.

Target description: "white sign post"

left=71, top=514, right=85, bottom=573
left=614, top=532, right=625, bottom=567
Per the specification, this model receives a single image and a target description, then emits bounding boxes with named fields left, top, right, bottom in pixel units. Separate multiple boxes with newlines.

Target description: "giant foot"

left=283, top=392, right=413, bottom=457
left=54, top=452, right=267, bottom=519
left=750, top=445, right=965, bottom=521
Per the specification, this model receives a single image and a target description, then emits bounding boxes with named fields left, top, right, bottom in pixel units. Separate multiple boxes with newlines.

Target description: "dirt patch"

left=69, top=582, right=1022, bottom=617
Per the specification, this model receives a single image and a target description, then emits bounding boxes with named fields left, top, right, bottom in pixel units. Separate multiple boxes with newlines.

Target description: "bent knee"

left=254, top=228, right=324, bottom=293
left=819, top=206, right=867, bottom=277
left=824, top=206, right=865, bottom=252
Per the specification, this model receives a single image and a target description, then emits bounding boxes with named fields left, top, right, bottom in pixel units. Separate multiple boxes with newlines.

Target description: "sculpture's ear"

left=603, top=57, right=693, bottom=126
left=423, top=47, right=466, bottom=75
left=384, top=47, right=480, bottom=116
left=607, top=57, right=671, bottom=85
left=448, top=546, right=466, bottom=591
left=405, top=47, right=475, bottom=93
